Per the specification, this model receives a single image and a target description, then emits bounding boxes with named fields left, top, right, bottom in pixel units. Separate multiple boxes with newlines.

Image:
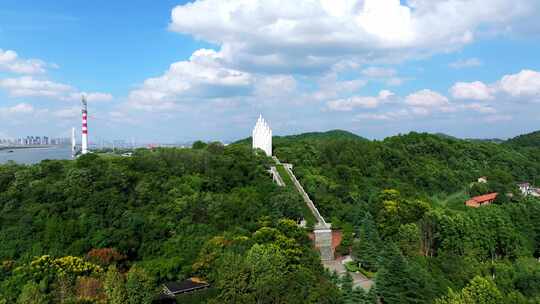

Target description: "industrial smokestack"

left=81, top=95, right=89, bottom=155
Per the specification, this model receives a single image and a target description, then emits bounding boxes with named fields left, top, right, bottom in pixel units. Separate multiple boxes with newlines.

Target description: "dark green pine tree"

left=364, top=287, right=378, bottom=304
left=341, top=272, right=354, bottom=304
left=350, top=287, right=367, bottom=304
left=353, top=213, right=381, bottom=272
left=376, top=244, right=425, bottom=304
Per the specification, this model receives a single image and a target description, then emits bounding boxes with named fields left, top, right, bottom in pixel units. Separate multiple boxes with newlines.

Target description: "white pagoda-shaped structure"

left=252, top=114, right=272, bottom=156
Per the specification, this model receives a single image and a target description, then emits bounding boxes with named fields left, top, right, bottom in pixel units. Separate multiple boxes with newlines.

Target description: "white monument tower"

left=252, top=114, right=272, bottom=156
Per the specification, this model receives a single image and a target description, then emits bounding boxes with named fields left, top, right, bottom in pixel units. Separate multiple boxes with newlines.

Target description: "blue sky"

left=1, top=0, right=540, bottom=143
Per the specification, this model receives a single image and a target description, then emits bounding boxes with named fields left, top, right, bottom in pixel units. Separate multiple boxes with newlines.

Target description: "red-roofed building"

left=465, top=193, right=498, bottom=208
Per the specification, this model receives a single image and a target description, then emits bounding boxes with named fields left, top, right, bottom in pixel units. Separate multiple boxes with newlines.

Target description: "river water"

left=0, top=147, right=73, bottom=165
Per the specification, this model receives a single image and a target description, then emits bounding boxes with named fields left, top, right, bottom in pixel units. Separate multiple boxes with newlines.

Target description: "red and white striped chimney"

left=81, top=95, right=89, bottom=154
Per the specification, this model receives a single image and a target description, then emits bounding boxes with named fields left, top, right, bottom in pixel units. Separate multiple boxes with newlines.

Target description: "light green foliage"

left=245, top=244, right=288, bottom=303
left=435, top=276, right=503, bottom=304
left=1, top=145, right=323, bottom=301
left=375, top=190, right=431, bottom=238
left=25, top=255, right=101, bottom=283
left=207, top=222, right=338, bottom=304
left=103, top=266, right=127, bottom=304
left=396, top=223, right=421, bottom=257
left=126, top=267, right=155, bottom=304
left=17, top=282, right=47, bottom=304
left=344, top=261, right=359, bottom=273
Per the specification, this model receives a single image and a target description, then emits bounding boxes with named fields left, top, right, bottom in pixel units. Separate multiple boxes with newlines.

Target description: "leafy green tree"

left=17, top=282, right=47, bottom=304
left=435, top=276, right=503, bottom=304
left=126, top=267, right=155, bottom=304
left=207, top=141, right=225, bottom=154
left=396, top=223, right=421, bottom=257
left=245, top=244, right=288, bottom=304
left=104, top=266, right=127, bottom=304
left=211, top=252, right=252, bottom=304
left=504, top=291, right=529, bottom=304
left=268, top=189, right=303, bottom=222
left=513, top=257, right=540, bottom=297
left=192, top=140, right=207, bottom=149
left=469, top=182, right=490, bottom=197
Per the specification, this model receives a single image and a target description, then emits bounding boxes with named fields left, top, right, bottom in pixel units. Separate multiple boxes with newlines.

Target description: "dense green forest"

left=506, top=130, right=540, bottom=148
left=1, top=130, right=540, bottom=303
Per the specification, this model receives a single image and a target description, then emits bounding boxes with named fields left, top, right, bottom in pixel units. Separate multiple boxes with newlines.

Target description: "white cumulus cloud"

left=128, top=49, right=253, bottom=111
left=498, top=69, right=540, bottom=97
left=0, top=77, right=72, bottom=98
left=169, top=0, right=538, bottom=73
left=0, top=49, right=52, bottom=74
left=450, top=69, right=540, bottom=102
left=327, top=90, right=394, bottom=111
left=0, top=76, right=113, bottom=102
left=451, top=81, right=494, bottom=100
left=406, top=89, right=449, bottom=107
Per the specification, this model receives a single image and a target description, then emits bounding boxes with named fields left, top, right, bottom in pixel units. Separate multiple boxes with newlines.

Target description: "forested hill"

left=505, top=130, right=540, bottom=148
left=271, top=130, right=540, bottom=303
left=276, top=129, right=366, bottom=142
left=273, top=131, right=540, bottom=202
left=2, top=130, right=540, bottom=303
left=0, top=146, right=338, bottom=303
left=234, top=129, right=365, bottom=145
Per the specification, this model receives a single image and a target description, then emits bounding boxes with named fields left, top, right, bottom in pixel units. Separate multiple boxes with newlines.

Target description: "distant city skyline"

left=1, top=0, right=540, bottom=142
left=0, top=135, right=69, bottom=146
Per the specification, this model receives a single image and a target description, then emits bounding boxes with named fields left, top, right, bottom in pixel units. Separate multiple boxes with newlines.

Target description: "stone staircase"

left=273, top=157, right=334, bottom=261
left=269, top=166, right=286, bottom=187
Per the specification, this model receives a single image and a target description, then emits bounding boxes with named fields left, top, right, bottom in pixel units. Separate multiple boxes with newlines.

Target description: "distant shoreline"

left=0, top=145, right=63, bottom=151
